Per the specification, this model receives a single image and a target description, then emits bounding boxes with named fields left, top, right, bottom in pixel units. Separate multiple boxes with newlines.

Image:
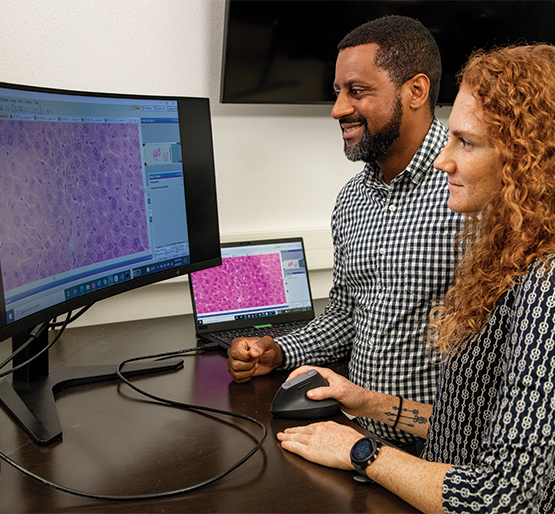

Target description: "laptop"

left=189, top=237, right=316, bottom=349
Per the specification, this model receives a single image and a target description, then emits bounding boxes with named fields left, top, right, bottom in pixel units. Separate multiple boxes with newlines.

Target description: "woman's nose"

left=434, top=141, right=456, bottom=174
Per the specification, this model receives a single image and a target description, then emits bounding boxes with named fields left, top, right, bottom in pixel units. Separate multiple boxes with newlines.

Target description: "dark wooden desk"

left=0, top=307, right=418, bottom=513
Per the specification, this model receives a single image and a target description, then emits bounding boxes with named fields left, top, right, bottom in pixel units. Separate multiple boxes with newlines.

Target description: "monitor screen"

left=0, top=82, right=221, bottom=444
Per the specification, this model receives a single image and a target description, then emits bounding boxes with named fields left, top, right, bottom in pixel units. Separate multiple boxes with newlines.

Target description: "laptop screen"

left=189, top=238, right=314, bottom=331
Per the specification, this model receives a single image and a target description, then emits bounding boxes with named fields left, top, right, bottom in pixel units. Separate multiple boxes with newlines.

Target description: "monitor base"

left=0, top=359, right=184, bottom=446
left=0, top=326, right=183, bottom=445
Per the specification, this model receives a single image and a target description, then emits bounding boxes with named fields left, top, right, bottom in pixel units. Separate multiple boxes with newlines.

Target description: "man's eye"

left=350, top=88, right=363, bottom=97
left=460, top=137, right=472, bottom=148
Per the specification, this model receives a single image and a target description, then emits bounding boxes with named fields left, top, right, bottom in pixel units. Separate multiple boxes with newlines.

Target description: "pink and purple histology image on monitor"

left=0, top=120, right=149, bottom=293
left=192, top=253, right=287, bottom=314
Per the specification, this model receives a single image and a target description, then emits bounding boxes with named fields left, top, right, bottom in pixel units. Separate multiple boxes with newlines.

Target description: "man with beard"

left=227, top=15, right=463, bottom=453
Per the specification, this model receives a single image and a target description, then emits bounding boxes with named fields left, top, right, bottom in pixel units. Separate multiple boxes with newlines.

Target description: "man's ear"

left=404, top=73, right=430, bottom=110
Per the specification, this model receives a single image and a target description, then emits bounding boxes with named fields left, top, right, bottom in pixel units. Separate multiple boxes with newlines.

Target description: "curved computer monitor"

left=0, top=82, right=221, bottom=444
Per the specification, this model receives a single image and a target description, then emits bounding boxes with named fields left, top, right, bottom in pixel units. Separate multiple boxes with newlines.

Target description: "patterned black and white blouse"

left=426, top=257, right=555, bottom=513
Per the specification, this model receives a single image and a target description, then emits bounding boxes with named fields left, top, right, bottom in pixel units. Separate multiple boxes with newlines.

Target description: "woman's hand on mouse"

left=287, top=366, right=433, bottom=439
left=286, top=366, right=374, bottom=418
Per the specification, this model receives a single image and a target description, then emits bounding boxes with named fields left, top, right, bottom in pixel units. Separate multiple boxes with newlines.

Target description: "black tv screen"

left=221, top=0, right=555, bottom=105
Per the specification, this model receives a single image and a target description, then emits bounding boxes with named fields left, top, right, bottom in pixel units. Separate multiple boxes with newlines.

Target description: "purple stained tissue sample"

left=0, top=119, right=148, bottom=292
left=192, top=253, right=286, bottom=314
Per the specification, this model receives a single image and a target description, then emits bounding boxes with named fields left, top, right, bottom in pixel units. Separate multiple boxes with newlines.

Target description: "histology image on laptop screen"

left=0, top=120, right=148, bottom=293
left=191, top=253, right=287, bottom=314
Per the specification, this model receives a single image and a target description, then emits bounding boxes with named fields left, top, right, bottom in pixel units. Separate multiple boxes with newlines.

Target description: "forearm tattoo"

left=386, top=404, right=428, bottom=428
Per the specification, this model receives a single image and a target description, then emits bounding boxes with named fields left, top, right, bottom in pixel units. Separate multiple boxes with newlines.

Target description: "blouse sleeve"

left=443, top=261, right=555, bottom=513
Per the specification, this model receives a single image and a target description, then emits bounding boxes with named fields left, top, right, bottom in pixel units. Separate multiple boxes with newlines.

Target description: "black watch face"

left=352, top=438, right=373, bottom=462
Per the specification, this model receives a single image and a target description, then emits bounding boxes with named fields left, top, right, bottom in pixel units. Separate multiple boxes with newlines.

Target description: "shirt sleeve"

left=276, top=201, right=357, bottom=369
left=443, top=261, right=555, bottom=513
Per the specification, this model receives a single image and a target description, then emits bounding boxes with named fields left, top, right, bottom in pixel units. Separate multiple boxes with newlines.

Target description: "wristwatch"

left=350, top=436, right=383, bottom=481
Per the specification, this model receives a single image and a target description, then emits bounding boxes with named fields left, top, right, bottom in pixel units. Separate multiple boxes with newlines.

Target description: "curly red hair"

left=429, top=44, right=555, bottom=354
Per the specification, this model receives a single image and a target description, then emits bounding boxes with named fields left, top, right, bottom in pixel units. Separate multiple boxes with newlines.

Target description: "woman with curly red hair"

left=277, top=44, right=555, bottom=513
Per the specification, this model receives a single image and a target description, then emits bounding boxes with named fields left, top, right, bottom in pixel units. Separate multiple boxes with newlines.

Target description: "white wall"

left=1, top=0, right=450, bottom=327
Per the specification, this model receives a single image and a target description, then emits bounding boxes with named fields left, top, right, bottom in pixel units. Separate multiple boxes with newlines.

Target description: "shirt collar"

left=363, top=117, right=447, bottom=188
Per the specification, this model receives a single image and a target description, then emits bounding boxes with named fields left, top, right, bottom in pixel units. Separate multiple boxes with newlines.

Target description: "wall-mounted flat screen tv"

left=221, top=0, right=555, bottom=106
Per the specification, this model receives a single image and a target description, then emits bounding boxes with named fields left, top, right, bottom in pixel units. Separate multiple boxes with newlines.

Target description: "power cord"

left=0, top=321, right=49, bottom=376
left=49, top=304, right=93, bottom=328
left=0, top=342, right=267, bottom=501
left=0, top=305, right=93, bottom=379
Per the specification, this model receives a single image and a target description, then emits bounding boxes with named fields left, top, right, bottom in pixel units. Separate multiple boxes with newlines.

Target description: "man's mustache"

left=339, top=116, right=367, bottom=126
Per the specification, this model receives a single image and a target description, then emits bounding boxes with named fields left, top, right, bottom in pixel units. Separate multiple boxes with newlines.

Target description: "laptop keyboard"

left=212, top=321, right=308, bottom=345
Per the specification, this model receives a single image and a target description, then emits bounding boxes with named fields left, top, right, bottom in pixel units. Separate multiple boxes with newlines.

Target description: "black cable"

left=0, top=344, right=267, bottom=501
left=0, top=321, right=49, bottom=372
left=0, top=305, right=93, bottom=378
left=0, top=314, right=72, bottom=379
left=49, top=304, right=94, bottom=328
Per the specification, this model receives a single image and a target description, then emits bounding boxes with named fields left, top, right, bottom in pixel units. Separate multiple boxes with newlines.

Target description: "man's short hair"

left=338, top=15, right=441, bottom=114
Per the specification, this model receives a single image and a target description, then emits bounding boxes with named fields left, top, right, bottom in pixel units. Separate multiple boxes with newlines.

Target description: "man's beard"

left=343, top=95, right=403, bottom=163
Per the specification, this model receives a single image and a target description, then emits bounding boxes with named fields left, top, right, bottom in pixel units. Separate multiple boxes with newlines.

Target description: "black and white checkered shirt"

left=277, top=118, right=463, bottom=443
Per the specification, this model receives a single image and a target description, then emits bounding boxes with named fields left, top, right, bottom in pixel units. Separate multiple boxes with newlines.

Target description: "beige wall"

left=1, top=0, right=451, bottom=327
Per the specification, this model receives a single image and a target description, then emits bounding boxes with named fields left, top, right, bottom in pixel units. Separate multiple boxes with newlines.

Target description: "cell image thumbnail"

left=192, top=253, right=287, bottom=314
left=0, top=119, right=148, bottom=292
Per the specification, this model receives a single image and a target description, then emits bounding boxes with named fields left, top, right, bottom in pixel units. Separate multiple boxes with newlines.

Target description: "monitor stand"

left=0, top=327, right=183, bottom=445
